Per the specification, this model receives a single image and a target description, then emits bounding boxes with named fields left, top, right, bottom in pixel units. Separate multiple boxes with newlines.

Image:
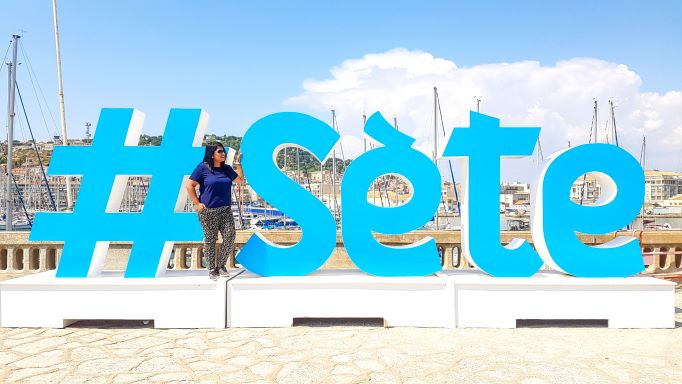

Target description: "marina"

left=0, top=2, right=680, bottom=384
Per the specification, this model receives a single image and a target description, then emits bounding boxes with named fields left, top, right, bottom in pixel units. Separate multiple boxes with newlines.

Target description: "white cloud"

left=286, top=48, right=682, bottom=181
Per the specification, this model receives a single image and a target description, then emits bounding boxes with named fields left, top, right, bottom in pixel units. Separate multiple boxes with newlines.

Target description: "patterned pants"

left=198, top=205, right=236, bottom=271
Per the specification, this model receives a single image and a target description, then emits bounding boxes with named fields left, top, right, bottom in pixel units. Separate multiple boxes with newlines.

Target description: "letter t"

left=442, top=112, right=542, bottom=277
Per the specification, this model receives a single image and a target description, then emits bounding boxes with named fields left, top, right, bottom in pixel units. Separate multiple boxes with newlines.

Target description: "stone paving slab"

left=0, top=276, right=680, bottom=383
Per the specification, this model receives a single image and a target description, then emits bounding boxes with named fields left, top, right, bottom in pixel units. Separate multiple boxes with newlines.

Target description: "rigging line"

left=435, top=90, right=461, bottom=215
left=536, top=137, right=544, bottom=162
left=15, top=106, right=29, bottom=142
left=11, top=173, right=32, bottom=227
left=0, top=40, right=12, bottom=77
left=18, top=40, right=59, bottom=138
left=19, top=43, right=57, bottom=141
left=16, top=82, right=57, bottom=210
left=331, top=112, right=346, bottom=163
left=433, top=94, right=449, bottom=219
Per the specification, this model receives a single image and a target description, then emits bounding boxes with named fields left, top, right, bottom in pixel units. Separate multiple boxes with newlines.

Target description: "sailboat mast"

left=331, top=109, right=339, bottom=224
left=433, top=87, right=439, bottom=228
left=640, top=136, right=647, bottom=170
left=5, top=34, right=20, bottom=231
left=296, top=148, right=300, bottom=185
left=433, top=87, right=438, bottom=163
left=363, top=113, right=367, bottom=153
left=592, top=99, right=598, bottom=143
left=609, top=99, right=619, bottom=147
left=580, top=100, right=599, bottom=205
left=53, top=0, right=73, bottom=210
left=363, top=114, right=377, bottom=205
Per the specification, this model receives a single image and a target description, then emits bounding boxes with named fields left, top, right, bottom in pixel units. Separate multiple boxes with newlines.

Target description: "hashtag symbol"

left=29, top=109, right=207, bottom=278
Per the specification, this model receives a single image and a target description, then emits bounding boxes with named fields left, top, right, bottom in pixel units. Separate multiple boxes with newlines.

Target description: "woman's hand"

left=186, top=179, right=205, bottom=212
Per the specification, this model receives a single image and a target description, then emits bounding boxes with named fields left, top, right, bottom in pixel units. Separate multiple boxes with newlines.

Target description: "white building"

left=570, top=174, right=601, bottom=204
left=660, top=194, right=682, bottom=208
left=645, top=170, right=682, bottom=203
left=500, top=182, right=530, bottom=206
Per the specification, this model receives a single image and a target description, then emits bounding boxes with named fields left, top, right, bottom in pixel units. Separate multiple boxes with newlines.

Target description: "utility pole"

left=5, top=34, right=20, bottom=231
left=53, top=0, right=73, bottom=210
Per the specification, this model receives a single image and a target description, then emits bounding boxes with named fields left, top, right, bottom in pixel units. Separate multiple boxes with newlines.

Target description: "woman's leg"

left=199, top=209, right=219, bottom=271
left=217, top=207, right=236, bottom=269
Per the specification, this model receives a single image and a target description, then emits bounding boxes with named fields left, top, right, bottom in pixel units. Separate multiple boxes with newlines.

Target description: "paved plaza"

left=0, top=277, right=680, bottom=384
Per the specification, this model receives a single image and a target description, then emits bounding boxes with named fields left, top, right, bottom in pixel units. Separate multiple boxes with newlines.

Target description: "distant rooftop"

left=644, top=170, right=682, bottom=177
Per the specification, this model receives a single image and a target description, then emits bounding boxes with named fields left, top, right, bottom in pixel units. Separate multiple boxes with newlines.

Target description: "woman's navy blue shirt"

left=189, top=163, right=239, bottom=208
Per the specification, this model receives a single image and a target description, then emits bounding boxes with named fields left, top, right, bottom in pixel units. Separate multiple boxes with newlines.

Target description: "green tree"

left=138, top=134, right=162, bottom=146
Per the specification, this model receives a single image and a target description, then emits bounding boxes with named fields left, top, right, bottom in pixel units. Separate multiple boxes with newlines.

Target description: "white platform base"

left=228, top=270, right=455, bottom=327
left=0, top=270, right=228, bottom=329
left=1, top=270, right=675, bottom=329
left=442, top=270, right=676, bottom=328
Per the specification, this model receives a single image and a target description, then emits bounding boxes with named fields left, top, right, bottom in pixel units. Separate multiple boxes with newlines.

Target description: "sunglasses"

left=215, top=149, right=225, bottom=154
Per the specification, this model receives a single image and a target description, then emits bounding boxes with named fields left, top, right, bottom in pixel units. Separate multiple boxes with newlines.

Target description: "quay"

left=0, top=230, right=679, bottom=383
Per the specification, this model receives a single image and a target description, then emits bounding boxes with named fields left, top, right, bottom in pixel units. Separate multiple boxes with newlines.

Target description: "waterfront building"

left=660, top=194, right=682, bottom=208
left=644, top=170, right=682, bottom=203
left=570, top=175, right=601, bottom=204
left=441, top=181, right=461, bottom=212
left=307, top=170, right=333, bottom=184
left=500, top=182, right=531, bottom=207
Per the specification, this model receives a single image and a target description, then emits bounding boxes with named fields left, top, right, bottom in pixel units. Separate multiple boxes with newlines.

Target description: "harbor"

left=1, top=2, right=681, bottom=384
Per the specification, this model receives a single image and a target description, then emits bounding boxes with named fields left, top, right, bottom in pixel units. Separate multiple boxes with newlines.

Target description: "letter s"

left=238, top=113, right=340, bottom=276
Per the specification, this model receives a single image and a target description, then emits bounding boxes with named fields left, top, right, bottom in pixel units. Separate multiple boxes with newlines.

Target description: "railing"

left=1, top=230, right=681, bottom=275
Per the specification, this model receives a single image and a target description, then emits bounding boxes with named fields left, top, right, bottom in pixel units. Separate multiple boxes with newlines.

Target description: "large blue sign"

left=29, top=108, right=645, bottom=278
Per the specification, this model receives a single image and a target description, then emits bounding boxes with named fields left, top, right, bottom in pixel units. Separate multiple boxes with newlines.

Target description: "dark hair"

left=203, top=142, right=226, bottom=171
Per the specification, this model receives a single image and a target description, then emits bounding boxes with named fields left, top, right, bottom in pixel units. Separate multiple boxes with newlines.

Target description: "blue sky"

left=1, top=1, right=680, bottom=170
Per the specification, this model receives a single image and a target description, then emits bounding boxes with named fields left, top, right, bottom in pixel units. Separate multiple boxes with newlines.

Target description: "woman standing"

left=187, top=143, right=243, bottom=280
